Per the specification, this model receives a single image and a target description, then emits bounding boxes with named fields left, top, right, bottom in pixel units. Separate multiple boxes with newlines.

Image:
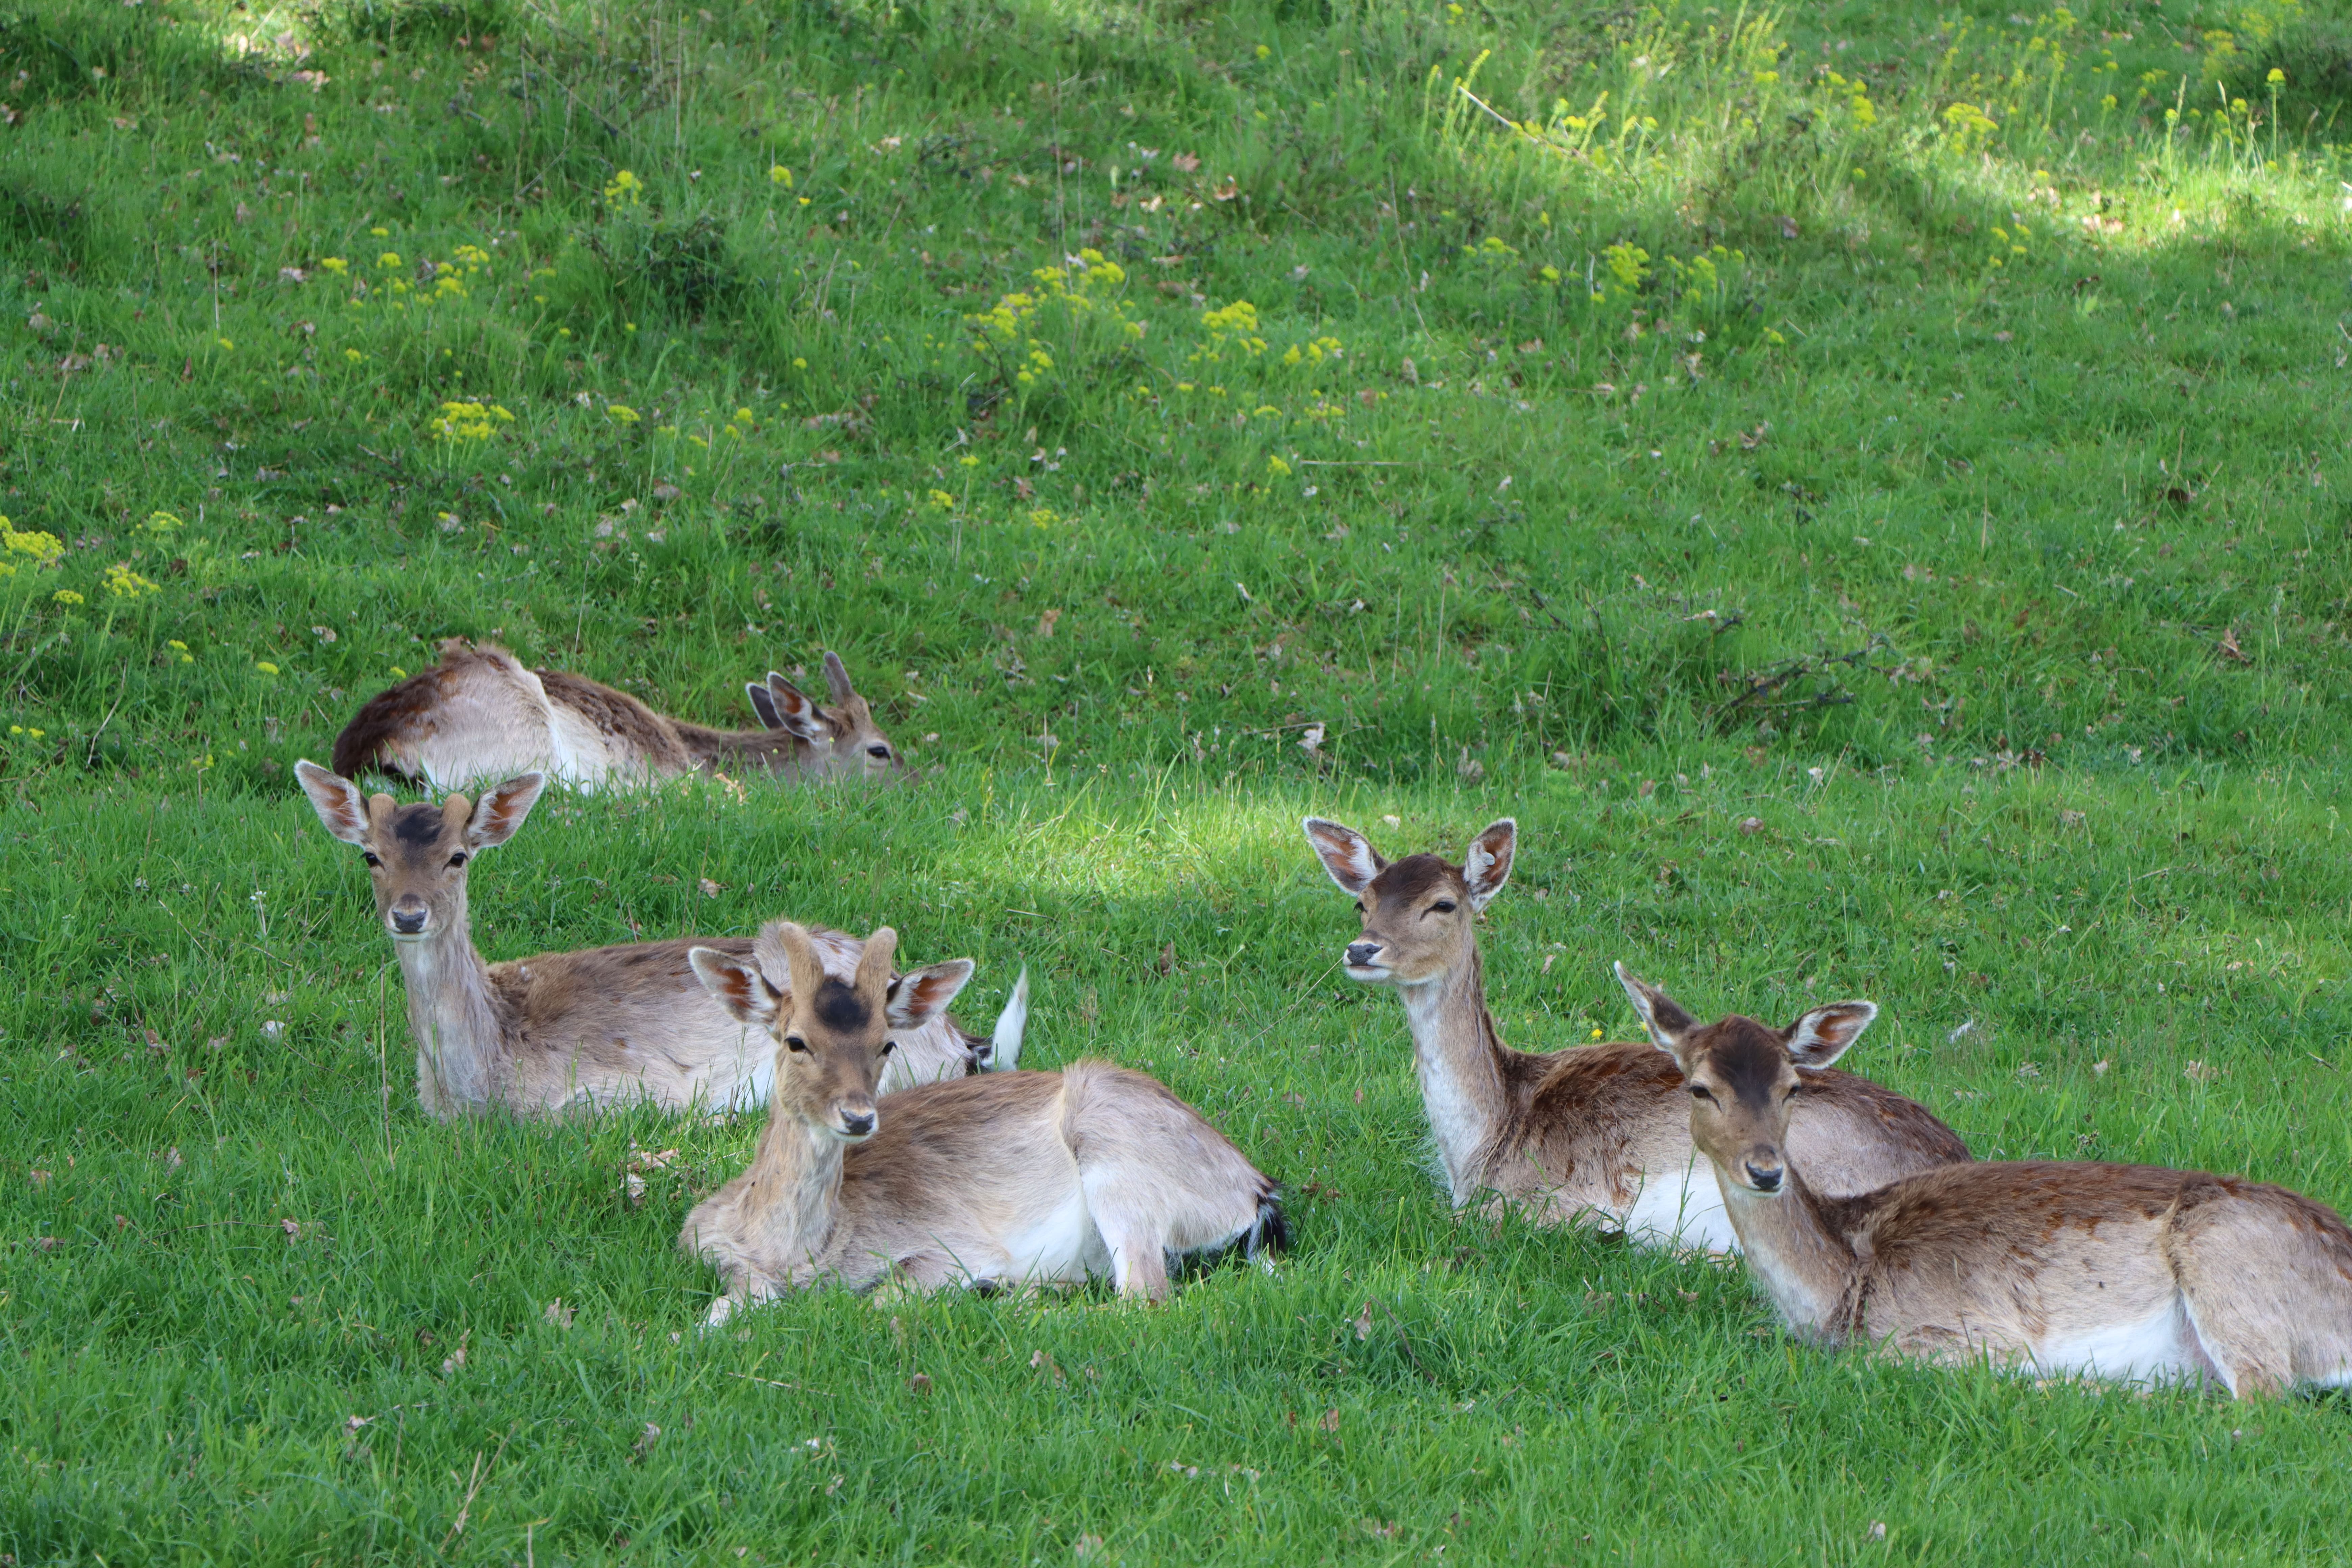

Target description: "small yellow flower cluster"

left=145, top=510, right=183, bottom=535
left=8, top=724, right=46, bottom=739
left=1281, top=336, right=1344, bottom=368
left=1823, top=71, right=1878, bottom=128
left=1469, top=235, right=1519, bottom=261
left=608, top=405, right=641, bottom=425
left=255, top=661, right=280, bottom=675
left=927, top=489, right=957, bottom=511
left=604, top=170, right=644, bottom=207
left=769, top=165, right=795, bottom=187
left=965, top=249, right=1142, bottom=388
left=102, top=564, right=162, bottom=598
left=1027, top=508, right=1058, bottom=529
left=2, top=519, right=66, bottom=579
left=432, top=401, right=516, bottom=443
left=54, top=590, right=84, bottom=606
left=1190, top=300, right=1268, bottom=370
left=319, top=257, right=349, bottom=275
left=168, top=638, right=193, bottom=664
left=1590, top=241, right=1650, bottom=303
left=1266, top=455, right=1293, bottom=477
left=1942, top=101, right=2000, bottom=151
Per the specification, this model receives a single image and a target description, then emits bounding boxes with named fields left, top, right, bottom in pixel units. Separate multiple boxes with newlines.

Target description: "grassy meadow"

left=6, top=0, right=2352, bottom=1558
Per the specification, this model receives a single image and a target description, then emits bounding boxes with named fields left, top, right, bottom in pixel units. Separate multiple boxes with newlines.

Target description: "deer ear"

left=466, top=772, right=546, bottom=848
left=764, top=674, right=834, bottom=744
left=822, top=650, right=858, bottom=705
left=296, top=759, right=370, bottom=844
left=690, top=947, right=781, bottom=1030
left=1463, top=818, right=1516, bottom=910
left=1303, top=818, right=1384, bottom=896
left=886, top=959, right=976, bottom=1028
left=745, top=681, right=783, bottom=730
left=1787, top=1001, right=1877, bottom=1070
left=1615, top=961, right=1699, bottom=1067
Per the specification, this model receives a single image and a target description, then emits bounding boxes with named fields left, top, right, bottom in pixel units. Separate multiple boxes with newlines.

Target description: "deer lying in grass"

left=295, top=761, right=1023, bottom=1118
left=681, top=921, right=1285, bottom=1323
left=1616, top=965, right=2352, bottom=1397
left=1303, top=817, right=1967, bottom=1252
left=331, top=640, right=902, bottom=791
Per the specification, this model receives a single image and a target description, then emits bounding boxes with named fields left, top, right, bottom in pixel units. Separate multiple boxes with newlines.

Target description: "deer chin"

left=1342, top=960, right=1396, bottom=984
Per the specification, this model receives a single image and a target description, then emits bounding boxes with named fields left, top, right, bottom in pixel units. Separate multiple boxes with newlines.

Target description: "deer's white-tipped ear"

left=465, top=772, right=546, bottom=848
left=822, top=650, right=858, bottom=705
left=690, top=947, right=781, bottom=1029
left=764, top=674, right=833, bottom=744
left=1463, top=818, right=1517, bottom=910
left=1615, top=961, right=1699, bottom=1064
left=1787, top=1000, right=1877, bottom=1070
left=886, top=958, right=977, bottom=1028
left=1303, top=817, right=1384, bottom=896
left=745, top=681, right=783, bottom=730
left=296, top=759, right=371, bottom=844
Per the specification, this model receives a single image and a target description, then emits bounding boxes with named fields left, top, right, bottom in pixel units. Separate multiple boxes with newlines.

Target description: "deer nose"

left=839, top=1108, right=877, bottom=1139
left=1744, top=1161, right=1784, bottom=1193
left=389, top=906, right=427, bottom=936
left=1345, top=941, right=1383, bottom=967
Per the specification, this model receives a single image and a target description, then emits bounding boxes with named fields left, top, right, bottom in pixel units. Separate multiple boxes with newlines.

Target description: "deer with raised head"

left=1303, top=817, right=1968, bottom=1252
left=295, top=761, right=1023, bottom=1118
left=681, top=921, right=1285, bottom=1324
left=1616, top=964, right=2352, bottom=1397
left=331, top=640, right=902, bottom=791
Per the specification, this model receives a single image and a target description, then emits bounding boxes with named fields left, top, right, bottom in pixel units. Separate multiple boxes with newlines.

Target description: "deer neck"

left=1713, top=1163, right=1858, bottom=1338
left=392, top=891, right=504, bottom=1117
left=739, top=1110, right=846, bottom=1272
left=1396, top=943, right=1515, bottom=1205
left=675, top=722, right=812, bottom=777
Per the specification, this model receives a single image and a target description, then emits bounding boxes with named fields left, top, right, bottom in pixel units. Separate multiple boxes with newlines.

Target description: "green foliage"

left=4, top=0, right=2352, bottom=1558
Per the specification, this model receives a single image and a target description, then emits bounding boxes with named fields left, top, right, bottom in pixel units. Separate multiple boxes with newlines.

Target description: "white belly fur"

left=995, top=1188, right=1104, bottom=1286
left=1618, top=1156, right=1739, bottom=1253
left=2027, top=1297, right=2214, bottom=1387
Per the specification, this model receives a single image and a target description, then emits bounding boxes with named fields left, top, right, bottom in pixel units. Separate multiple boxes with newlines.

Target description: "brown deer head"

left=690, top=922, right=973, bottom=1140
left=1303, top=817, right=1515, bottom=987
left=1614, top=963, right=1878, bottom=1195
left=296, top=760, right=543, bottom=942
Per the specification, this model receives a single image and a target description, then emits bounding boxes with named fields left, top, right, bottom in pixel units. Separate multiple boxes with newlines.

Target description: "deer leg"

left=1103, top=1224, right=1172, bottom=1302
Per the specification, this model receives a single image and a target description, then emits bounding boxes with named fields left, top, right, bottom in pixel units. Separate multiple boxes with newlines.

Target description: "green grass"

left=6, top=0, right=2352, bottom=1559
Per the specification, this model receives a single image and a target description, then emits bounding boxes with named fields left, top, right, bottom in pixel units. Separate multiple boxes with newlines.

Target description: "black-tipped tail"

left=1246, top=1191, right=1291, bottom=1260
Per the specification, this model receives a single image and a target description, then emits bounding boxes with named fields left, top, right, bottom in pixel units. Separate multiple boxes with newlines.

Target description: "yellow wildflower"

left=928, top=489, right=956, bottom=511
left=102, top=564, right=162, bottom=598
left=1267, top=455, right=1292, bottom=477
left=54, top=589, right=85, bottom=605
left=770, top=165, right=794, bottom=187
left=255, top=661, right=279, bottom=675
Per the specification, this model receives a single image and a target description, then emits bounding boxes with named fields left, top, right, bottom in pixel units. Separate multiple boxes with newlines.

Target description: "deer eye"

left=1690, top=1085, right=1715, bottom=1102
left=784, top=1035, right=810, bottom=1054
left=880, top=1039, right=897, bottom=1057
left=447, top=852, right=469, bottom=869
left=1429, top=900, right=1457, bottom=915
left=867, top=744, right=891, bottom=760
left=362, top=852, right=382, bottom=868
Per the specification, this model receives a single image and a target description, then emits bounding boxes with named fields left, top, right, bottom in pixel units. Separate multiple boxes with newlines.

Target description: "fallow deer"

left=295, top=761, right=1023, bottom=1118
left=681, top=921, right=1285, bottom=1323
left=330, top=640, right=902, bottom=791
left=1616, top=964, right=2352, bottom=1397
left=1303, top=817, right=1967, bottom=1252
